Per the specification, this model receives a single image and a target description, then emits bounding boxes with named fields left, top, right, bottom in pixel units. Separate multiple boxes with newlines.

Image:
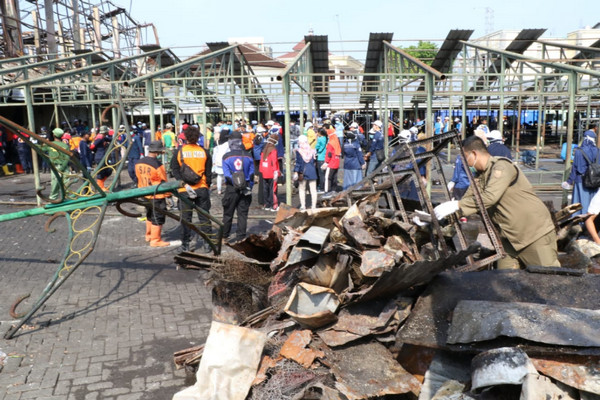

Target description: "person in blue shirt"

left=126, top=128, right=145, bottom=185
left=222, top=131, right=255, bottom=241
left=315, top=128, right=328, bottom=192
left=334, top=118, right=345, bottom=143
left=443, top=116, right=451, bottom=133
left=454, top=118, right=462, bottom=135
left=486, top=130, right=512, bottom=160
left=365, top=120, right=384, bottom=176
left=79, top=131, right=94, bottom=174
left=434, top=116, right=443, bottom=135
left=447, top=156, right=471, bottom=200
left=564, top=125, right=599, bottom=215
left=90, top=126, right=114, bottom=190
left=294, top=135, right=318, bottom=210
left=342, top=131, right=365, bottom=190
left=252, top=126, right=267, bottom=206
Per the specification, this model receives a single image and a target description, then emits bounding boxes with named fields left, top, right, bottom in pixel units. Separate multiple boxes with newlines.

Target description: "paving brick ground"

left=0, top=151, right=566, bottom=399
left=0, top=171, right=278, bottom=400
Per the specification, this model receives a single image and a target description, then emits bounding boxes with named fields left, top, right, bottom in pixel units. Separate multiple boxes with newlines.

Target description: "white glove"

left=185, top=184, right=197, bottom=199
left=412, top=216, right=429, bottom=227
left=561, top=181, right=573, bottom=190
left=321, top=162, right=329, bottom=170
left=447, top=181, right=455, bottom=192
left=293, top=172, right=298, bottom=181
left=273, top=171, right=279, bottom=180
left=434, top=200, right=460, bottom=220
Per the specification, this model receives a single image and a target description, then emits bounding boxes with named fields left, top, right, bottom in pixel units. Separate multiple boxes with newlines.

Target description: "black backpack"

left=579, top=149, right=600, bottom=189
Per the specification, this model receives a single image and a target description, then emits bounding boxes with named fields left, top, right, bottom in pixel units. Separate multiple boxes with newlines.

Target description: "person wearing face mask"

left=434, top=135, right=559, bottom=270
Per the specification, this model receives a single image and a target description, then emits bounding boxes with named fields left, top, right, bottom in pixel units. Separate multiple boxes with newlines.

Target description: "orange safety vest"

left=135, top=157, right=170, bottom=199
left=242, top=132, right=255, bottom=150
left=177, top=144, right=209, bottom=191
left=71, top=136, right=82, bottom=151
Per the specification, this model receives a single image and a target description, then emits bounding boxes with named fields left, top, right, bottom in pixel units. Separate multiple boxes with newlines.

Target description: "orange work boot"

left=150, top=225, right=170, bottom=247
left=95, top=177, right=109, bottom=191
left=145, top=220, right=152, bottom=242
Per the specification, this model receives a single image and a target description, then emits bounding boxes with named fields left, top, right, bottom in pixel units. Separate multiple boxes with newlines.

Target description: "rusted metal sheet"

left=285, top=226, right=331, bottom=267
left=302, top=253, right=351, bottom=294
left=398, top=270, right=600, bottom=356
left=316, top=297, right=411, bottom=347
left=531, top=356, right=600, bottom=395
left=252, top=355, right=280, bottom=386
left=448, top=300, right=600, bottom=347
left=318, top=340, right=421, bottom=399
left=270, top=229, right=303, bottom=272
left=227, top=229, right=282, bottom=262
left=346, top=244, right=480, bottom=303
left=275, top=205, right=348, bottom=230
left=342, top=215, right=382, bottom=249
left=279, top=330, right=324, bottom=368
left=359, top=249, right=396, bottom=277
left=290, top=382, right=344, bottom=400
left=284, top=283, right=340, bottom=329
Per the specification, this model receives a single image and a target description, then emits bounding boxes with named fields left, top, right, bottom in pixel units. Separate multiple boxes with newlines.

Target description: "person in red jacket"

left=323, top=130, right=341, bottom=192
left=259, top=133, right=280, bottom=211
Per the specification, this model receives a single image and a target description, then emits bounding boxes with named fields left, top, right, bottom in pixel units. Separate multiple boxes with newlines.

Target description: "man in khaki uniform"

left=434, top=135, right=559, bottom=269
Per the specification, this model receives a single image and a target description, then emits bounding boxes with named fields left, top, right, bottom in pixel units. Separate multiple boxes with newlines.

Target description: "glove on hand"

left=447, top=181, right=455, bottom=192
left=561, top=181, right=573, bottom=190
left=434, top=200, right=460, bottom=220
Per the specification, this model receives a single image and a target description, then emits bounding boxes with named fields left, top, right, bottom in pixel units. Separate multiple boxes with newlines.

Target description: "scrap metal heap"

left=172, top=132, right=600, bottom=400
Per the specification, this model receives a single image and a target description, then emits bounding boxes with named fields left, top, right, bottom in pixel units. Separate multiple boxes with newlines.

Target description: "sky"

left=115, top=0, right=598, bottom=61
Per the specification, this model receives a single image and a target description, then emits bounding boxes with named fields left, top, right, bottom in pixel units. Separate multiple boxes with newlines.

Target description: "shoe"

left=150, top=225, right=170, bottom=247
left=138, top=216, right=147, bottom=222
left=1, top=165, right=14, bottom=176
left=145, top=220, right=152, bottom=242
left=299, top=206, right=306, bottom=211
left=263, top=206, right=271, bottom=211
left=271, top=206, right=279, bottom=212
left=177, top=244, right=190, bottom=253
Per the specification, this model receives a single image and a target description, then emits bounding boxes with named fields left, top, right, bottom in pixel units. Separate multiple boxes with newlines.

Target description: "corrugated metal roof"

left=360, top=32, right=394, bottom=105
left=430, top=29, right=474, bottom=73
left=305, top=35, right=330, bottom=105
left=470, top=28, right=547, bottom=94
left=412, top=29, right=474, bottom=104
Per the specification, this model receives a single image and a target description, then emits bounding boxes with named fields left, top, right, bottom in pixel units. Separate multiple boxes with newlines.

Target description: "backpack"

left=178, top=147, right=203, bottom=185
left=579, top=149, right=600, bottom=189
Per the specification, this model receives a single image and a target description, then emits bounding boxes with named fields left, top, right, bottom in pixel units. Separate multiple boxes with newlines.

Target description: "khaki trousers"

left=498, top=230, right=561, bottom=270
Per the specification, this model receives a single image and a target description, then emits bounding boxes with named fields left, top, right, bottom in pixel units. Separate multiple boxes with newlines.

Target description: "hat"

left=305, top=121, right=313, bottom=128
left=350, top=122, right=359, bottom=128
left=266, top=120, right=274, bottom=126
left=444, top=116, right=449, bottom=120
left=137, top=121, right=143, bottom=126
left=165, top=123, right=174, bottom=129
left=436, top=116, right=442, bottom=120
left=119, top=124, right=126, bottom=130
left=41, top=126, right=47, bottom=132
left=99, top=125, right=109, bottom=134
left=251, top=120, right=258, bottom=125
left=455, top=118, right=460, bottom=123
left=52, top=128, right=64, bottom=138
left=399, top=130, right=411, bottom=142
left=230, top=131, right=243, bottom=140
left=256, top=126, right=267, bottom=133
left=345, top=131, right=356, bottom=140
left=148, top=140, right=165, bottom=153
left=373, top=120, right=383, bottom=128
left=409, top=126, right=419, bottom=135
left=323, top=119, right=331, bottom=125
left=206, top=123, right=213, bottom=129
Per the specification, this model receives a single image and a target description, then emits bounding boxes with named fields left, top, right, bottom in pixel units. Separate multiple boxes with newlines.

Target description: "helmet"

left=399, top=130, right=412, bottom=142
left=409, top=127, right=418, bottom=135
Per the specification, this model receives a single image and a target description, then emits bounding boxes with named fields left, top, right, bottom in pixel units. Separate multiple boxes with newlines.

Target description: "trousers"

left=498, top=230, right=560, bottom=270
left=222, top=185, right=252, bottom=239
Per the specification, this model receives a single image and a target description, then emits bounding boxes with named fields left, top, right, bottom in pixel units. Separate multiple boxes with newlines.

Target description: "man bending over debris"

left=434, top=135, right=560, bottom=269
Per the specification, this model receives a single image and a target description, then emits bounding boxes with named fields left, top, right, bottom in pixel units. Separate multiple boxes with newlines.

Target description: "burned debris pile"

left=172, top=192, right=600, bottom=400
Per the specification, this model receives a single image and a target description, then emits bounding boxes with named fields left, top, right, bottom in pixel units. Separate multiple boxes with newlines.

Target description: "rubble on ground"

left=172, top=195, right=600, bottom=400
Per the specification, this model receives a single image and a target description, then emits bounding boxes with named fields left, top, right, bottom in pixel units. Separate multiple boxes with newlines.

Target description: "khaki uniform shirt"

left=459, top=156, right=555, bottom=251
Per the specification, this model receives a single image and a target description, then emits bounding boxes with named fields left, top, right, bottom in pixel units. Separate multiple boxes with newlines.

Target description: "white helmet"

left=399, top=130, right=412, bottom=142
left=409, top=126, right=419, bottom=135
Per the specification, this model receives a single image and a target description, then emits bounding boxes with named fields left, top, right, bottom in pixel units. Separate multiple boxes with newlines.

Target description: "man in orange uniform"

left=135, top=141, right=172, bottom=247
left=170, top=126, right=213, bottom=253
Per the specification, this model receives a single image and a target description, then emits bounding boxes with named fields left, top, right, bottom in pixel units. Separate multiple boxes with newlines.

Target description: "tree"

left=404, top=41, right=438, bottom=65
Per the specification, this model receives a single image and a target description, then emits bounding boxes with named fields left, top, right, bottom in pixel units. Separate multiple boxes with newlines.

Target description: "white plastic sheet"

left=173, top=321, right=267, bottom=400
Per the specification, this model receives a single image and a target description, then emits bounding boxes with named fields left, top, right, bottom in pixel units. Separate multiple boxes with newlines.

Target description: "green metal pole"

left=201, top=63, right=207, bottom=135
left=461, top=43, right=468, bottom=140
left=25, top=85, right=41, bottom=207
left=425, top=73, right=434, bottom=195
left=563, top=72, right=577, bottom=207
left=299, top=92, right=304, bottom=134
left=148, top=79, right=156, bottom=140
left=283, top=74, right=292, bottom=205
left=535, top=75, right=542, bottom=170
left=499, top=55, right=505, bottom=139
